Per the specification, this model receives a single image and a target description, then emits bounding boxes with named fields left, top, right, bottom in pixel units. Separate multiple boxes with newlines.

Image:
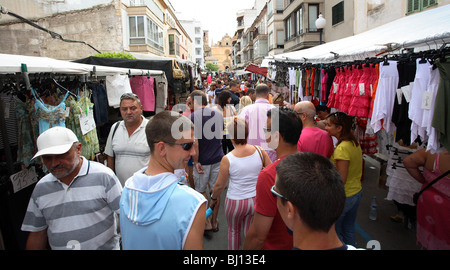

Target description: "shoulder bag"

left=172, top=60, right=185, bottom=80
left=413, top=170, right=450, bottom=205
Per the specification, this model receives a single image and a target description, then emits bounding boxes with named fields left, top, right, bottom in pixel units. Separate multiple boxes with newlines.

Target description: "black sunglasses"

left=164, top=141, right=195, bottom=151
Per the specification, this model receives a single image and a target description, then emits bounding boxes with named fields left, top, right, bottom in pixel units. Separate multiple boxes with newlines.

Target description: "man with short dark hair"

left=274, top=152, right=360, bottom=250
left=105, top=93, right=150, bottom=186
left=190, top=90, right=224, bottom=232
left=239, top=84, right=276, bottom=162
left=120, top=111, right=207, bottom=250
left=243, top=107, right=302, bottom=250
left=228, top=80, right=241, bottom=106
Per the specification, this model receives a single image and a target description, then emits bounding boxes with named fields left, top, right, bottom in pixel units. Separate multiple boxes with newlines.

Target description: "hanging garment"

left=371, top=61, right=399, bottom=134
left=392, top=60, right=416, bottom=145
left=0, top=93, right=18, bottom=149
left=16, top=98, right=38, bottom=167
left=89, top=82, right=109, bottom=126
left=31, top=88, right=69, bottom=135
left=305, top=68, right=311, bottom=97
left=410, top=59, right=432, bottom=144
left=341, top=65, right=362, bottom=114
left=431, top=58, right=450, bottom=152
left=320, top=68, right=328, bottom=103
left=348, top=65, right=373, bottom=118
left=423, top=66, right=441, bottom=153
left=106, top=74, right=133, bottom=108
left=368, top=63, right=381, bottom=119
left=327, top=67, right=342, bottom=109
left=309, top=67, right=316, bottom=97
left=130, top=76, right=156, bottom=112
left=65, top=92, right=100, bottom=160
left=336, top=66, right=352, bottom=112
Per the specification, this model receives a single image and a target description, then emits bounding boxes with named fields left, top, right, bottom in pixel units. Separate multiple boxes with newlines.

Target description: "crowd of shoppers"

left=20, top=74, right=449, bottom=250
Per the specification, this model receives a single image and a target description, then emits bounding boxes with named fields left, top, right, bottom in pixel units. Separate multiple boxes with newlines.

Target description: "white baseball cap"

left=32, top=127, right=79, bottom=160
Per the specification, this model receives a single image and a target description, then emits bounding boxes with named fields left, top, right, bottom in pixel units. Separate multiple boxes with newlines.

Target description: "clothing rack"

left=269, top=45, right=450, bottom=72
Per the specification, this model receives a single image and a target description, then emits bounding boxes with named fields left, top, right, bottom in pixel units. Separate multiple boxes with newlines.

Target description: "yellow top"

left=331, top=141, right=363, bottom=197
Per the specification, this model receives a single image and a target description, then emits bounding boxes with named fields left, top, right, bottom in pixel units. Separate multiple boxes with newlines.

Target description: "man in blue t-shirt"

left=190, top=90, right=224, bottom=232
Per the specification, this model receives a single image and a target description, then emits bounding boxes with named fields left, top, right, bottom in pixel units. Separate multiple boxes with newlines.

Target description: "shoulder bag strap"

left=417, top=170, right=450, bottom=199
left=254, top=145, right=265, bottom=168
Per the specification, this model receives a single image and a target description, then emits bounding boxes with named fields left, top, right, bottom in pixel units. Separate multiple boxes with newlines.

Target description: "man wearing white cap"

left=21, top=127, right=123, bottom=250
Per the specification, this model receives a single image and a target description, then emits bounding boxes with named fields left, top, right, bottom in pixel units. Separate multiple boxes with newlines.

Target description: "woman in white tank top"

left=210, top=117, right=272, bottom=250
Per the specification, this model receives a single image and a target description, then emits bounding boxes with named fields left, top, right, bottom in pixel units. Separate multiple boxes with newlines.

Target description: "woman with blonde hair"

left=238, top=95, right=252, bottom=114
left=210, top=116, right=272, bottom=250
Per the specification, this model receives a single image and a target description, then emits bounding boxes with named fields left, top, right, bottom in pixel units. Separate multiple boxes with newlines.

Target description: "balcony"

left=283, top=29, right=321, bottom=53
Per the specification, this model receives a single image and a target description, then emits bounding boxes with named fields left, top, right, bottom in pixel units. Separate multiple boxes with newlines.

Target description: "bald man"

left=294, top=101, right=334, bottom=158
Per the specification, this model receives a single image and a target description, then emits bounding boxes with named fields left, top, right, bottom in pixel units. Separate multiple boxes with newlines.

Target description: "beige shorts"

left=193, top=162, right=221, bottom=193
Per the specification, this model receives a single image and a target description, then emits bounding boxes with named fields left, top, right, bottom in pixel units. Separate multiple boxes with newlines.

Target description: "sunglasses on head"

left=329, top=111, right=347, bottom=126
left=120, top=92, right=139, bottom=100
left=164, top=141, right=195, bottom=151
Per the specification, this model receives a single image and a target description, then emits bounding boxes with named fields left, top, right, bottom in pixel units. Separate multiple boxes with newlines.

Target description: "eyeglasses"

left=271, top=185, right=288, bottom=201
left=120, top=92, right=139, bottom=100
left=263, top=127, right=272, bottom=133
left=164, top=141, right=195, bottom=151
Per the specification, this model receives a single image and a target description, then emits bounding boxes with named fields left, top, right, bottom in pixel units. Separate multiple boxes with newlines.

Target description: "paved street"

left=203, top=155, right=419, bottom=250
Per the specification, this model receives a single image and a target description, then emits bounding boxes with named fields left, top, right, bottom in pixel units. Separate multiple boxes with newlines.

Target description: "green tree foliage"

left=92, top=52, right=136, bottom=59
left=205, top=62, right=219, bottom=72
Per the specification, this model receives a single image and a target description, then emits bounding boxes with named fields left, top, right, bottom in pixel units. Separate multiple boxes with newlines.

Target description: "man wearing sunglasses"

left=105, top=93, right=150, bottom=186
left=120, top=111, right=207, bottom=250
left=274, top=152, right=361, bottom=250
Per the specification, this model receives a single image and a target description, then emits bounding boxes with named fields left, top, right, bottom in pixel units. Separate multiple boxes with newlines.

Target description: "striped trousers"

left=224, top=196, right=256, bottom=250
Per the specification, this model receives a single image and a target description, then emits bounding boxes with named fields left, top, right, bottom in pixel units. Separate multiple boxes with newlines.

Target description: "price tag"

left=359, top=83, right=365, bottom=95
left=401, top=85, right=412, bottom=103
left=10, top=166, right=38, bottom=193
left=78, top=110, right=96, bottom=135
left=333, top=83, right=338, bottom=93
left=421, top=91, right=433, bottom=110
left=396, top=89, right=403, bottom=105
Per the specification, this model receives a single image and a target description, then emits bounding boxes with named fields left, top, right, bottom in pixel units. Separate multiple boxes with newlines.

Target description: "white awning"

left=262, top=4, right=450, bottom=66
left=0, top=53, right=164, bottom=76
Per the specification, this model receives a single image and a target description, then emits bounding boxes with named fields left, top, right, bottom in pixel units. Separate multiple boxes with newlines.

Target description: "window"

left=407, top=0, right=438, bottom=14
left=308, top=4, right=319, bottom=31
left=169, top=34, right=180, bottom=56
left=296, top=7, right=303, bottom=35
left=277, top=29, right=285, bottom=48
left=129, top=15, right=163, bottom=51
left=332, top=1, right=345, bottom=26
left=129, top=16, right=145, bottom=44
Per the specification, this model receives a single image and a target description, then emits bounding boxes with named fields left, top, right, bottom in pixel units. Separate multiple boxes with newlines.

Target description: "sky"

left=169, top=0, right=256, bottom=46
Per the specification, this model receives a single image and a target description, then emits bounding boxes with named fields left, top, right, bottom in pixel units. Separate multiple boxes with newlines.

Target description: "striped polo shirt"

left=21, top=157, right=123, bottom=250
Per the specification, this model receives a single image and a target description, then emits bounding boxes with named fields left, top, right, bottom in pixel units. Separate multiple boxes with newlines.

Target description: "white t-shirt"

left=104, top=117, right=150, bottom=186
left=226, top=148, right=263, bottom=200
left=106, top=74, right=133, bottom=108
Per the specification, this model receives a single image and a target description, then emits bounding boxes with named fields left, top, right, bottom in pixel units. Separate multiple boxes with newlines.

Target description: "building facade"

left=179, top=19, right=205, bottom=68
left=0, top=0, right=193, bottom=61
left=209, top=34, right=233, bottom=72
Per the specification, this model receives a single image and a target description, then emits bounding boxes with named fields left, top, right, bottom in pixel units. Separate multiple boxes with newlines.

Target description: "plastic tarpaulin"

left=245, top=63, right=268, bottom=77
left=262, top=4, right=450, bottom=65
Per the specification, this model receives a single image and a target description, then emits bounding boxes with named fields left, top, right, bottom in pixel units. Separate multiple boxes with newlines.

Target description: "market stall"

left=0, top=53, right=165, bottom=249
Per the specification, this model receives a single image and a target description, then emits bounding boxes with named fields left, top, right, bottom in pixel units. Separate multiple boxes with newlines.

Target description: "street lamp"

left=315, top=13, right=326, bottom=45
